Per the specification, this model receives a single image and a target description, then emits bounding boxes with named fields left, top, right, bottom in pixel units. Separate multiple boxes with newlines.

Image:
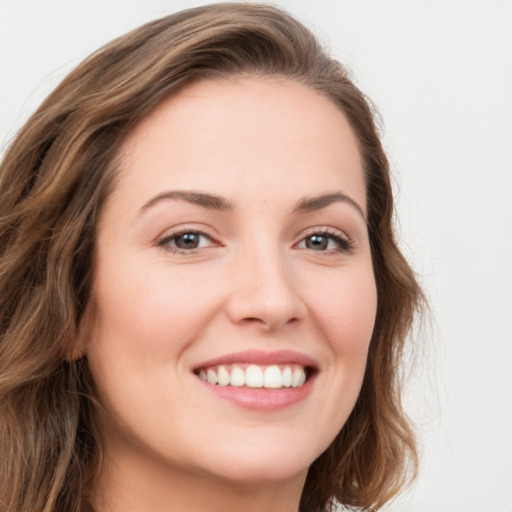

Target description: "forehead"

left=114, top=77, right=366, bottom=215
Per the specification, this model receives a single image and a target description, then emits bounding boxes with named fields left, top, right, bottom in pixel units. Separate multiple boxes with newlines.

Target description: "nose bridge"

left=226, top=232, right=305, bottom=330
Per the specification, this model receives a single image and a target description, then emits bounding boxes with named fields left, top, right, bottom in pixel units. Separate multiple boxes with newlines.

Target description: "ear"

left=66, top=342, right=86, bottom=362
left=65, top=300, right=96, bottom=362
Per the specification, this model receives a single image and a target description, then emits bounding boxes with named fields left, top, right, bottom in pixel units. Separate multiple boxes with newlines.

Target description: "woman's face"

left=84, top=78, right=377, bottom=487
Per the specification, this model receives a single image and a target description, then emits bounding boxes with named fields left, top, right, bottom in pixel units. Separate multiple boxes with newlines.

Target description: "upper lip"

left=193, top=349, right=319, bottom=370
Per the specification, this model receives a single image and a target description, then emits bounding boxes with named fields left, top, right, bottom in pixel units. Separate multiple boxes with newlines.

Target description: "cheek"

left=86, top=255, right=229, bottom=378
left=309, top=267, right=377, bottom=355
left=297, top=265, right=376, bottom=452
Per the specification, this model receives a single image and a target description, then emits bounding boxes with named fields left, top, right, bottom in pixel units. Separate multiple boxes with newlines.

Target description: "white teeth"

left=282, top=366, right=292, bottom=387
left=246, top=364, right=264, bottom=388
left=230, top=366, right=245, bottom=387
left=217, top=365, right=230, bottom=386
left=292, top=368, right=305, bottom=388
left=198, top=364, right=308, bottom=389
left=263, top=365, right=282, bottom=388
left=206, top=368, right=218, bottom=385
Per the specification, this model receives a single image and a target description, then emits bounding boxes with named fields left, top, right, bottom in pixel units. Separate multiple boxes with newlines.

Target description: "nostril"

left=238, top=315, right=301, bottom=331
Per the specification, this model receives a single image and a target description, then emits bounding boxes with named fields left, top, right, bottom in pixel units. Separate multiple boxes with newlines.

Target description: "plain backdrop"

left=1, top=1, right=511, bottom=511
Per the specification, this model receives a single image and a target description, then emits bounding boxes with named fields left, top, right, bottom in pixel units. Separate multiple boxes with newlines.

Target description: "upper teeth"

left=197, top=364, right=307, bottom=389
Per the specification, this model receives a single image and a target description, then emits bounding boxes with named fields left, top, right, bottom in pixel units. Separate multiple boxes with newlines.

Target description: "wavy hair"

left=0, top=3, right=424, bottom=511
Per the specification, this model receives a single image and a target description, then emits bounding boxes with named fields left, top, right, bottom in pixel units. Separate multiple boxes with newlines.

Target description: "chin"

left=192, top=436, right=319, bottom=485
left=206, top=457, right=309, bottom=486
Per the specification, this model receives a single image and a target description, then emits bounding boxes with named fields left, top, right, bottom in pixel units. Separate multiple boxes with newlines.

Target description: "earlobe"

left=65, top=344, right=86, bottom=362
left=66, top=300, right=96, bottom=361
left=65, top=324, right=88, bottom=361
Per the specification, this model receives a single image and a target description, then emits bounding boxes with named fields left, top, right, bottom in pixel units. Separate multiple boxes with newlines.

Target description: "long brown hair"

left=0, top=3, right=424, bottom=511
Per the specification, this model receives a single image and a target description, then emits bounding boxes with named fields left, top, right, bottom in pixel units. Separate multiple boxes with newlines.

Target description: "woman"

left=0, top=3, right=423, bottom=511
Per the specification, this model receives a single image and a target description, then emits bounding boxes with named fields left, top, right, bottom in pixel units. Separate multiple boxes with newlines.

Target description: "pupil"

left=176, top=233, right=199, bottom=249
left=306, top=235, right=328, bottom=250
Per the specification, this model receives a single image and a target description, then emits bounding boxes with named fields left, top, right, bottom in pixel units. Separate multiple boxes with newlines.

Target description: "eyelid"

left=156, top=226, right=221, bottom=254
left=154, top=224, right=354, bottom=256
left=294, top=226, right=354, bottom=253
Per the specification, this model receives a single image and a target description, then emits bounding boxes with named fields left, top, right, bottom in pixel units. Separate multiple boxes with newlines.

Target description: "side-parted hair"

left=0, top=4, right=424, bottom=511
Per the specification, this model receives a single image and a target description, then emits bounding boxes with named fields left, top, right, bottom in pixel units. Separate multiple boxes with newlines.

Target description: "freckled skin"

left=83, top=78, right=377, bottom=512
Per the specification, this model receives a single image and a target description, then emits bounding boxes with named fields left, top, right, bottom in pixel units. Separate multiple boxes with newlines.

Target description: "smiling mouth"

left=194, top=363, right=314, bottom=389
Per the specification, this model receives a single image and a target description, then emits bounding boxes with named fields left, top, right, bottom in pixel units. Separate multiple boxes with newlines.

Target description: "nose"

left=225, top=244, right=306, bottom=332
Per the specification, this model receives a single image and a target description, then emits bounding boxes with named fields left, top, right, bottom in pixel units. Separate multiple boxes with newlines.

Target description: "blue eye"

left=158, top=231, right=214, bottom=253
left=297, top=231, right=352, bottom=253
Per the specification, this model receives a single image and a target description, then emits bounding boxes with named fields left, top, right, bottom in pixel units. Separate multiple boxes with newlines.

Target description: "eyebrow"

left=139, top=189, right=365, bottom=220
left=293, top=192, right=366, bottom=220
left=139, top=190, right=232, bottom=213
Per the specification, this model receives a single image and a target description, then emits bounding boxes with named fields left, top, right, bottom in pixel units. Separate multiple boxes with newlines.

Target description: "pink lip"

left=193, top=350, right=318, bottom=411
left=193, top=349, right=319, bottom=370
left=197, top=375, right=316, bottom=411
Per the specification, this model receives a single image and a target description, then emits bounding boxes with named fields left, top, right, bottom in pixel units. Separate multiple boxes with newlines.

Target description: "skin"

left=82, top=77, right=378, bottom=512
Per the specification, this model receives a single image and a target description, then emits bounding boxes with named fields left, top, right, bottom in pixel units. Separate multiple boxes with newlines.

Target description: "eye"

left=157, top=230, right=216, bottom=253
left=296, top=230, right=353, bottom=253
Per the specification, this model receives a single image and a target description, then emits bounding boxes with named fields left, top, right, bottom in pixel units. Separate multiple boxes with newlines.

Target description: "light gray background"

left=1, top=1, right=511, bottom=510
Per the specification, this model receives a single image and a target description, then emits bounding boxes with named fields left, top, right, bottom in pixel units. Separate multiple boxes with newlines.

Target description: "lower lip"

left=197, top=375, right=315, bottom=411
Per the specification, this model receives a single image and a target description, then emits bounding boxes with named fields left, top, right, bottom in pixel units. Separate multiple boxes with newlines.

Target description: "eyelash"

left=156, top=228, right=353, bottom=255
left=295, top=228, right=354, bottom=254
left=157, top=229, right=218, bottom=254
